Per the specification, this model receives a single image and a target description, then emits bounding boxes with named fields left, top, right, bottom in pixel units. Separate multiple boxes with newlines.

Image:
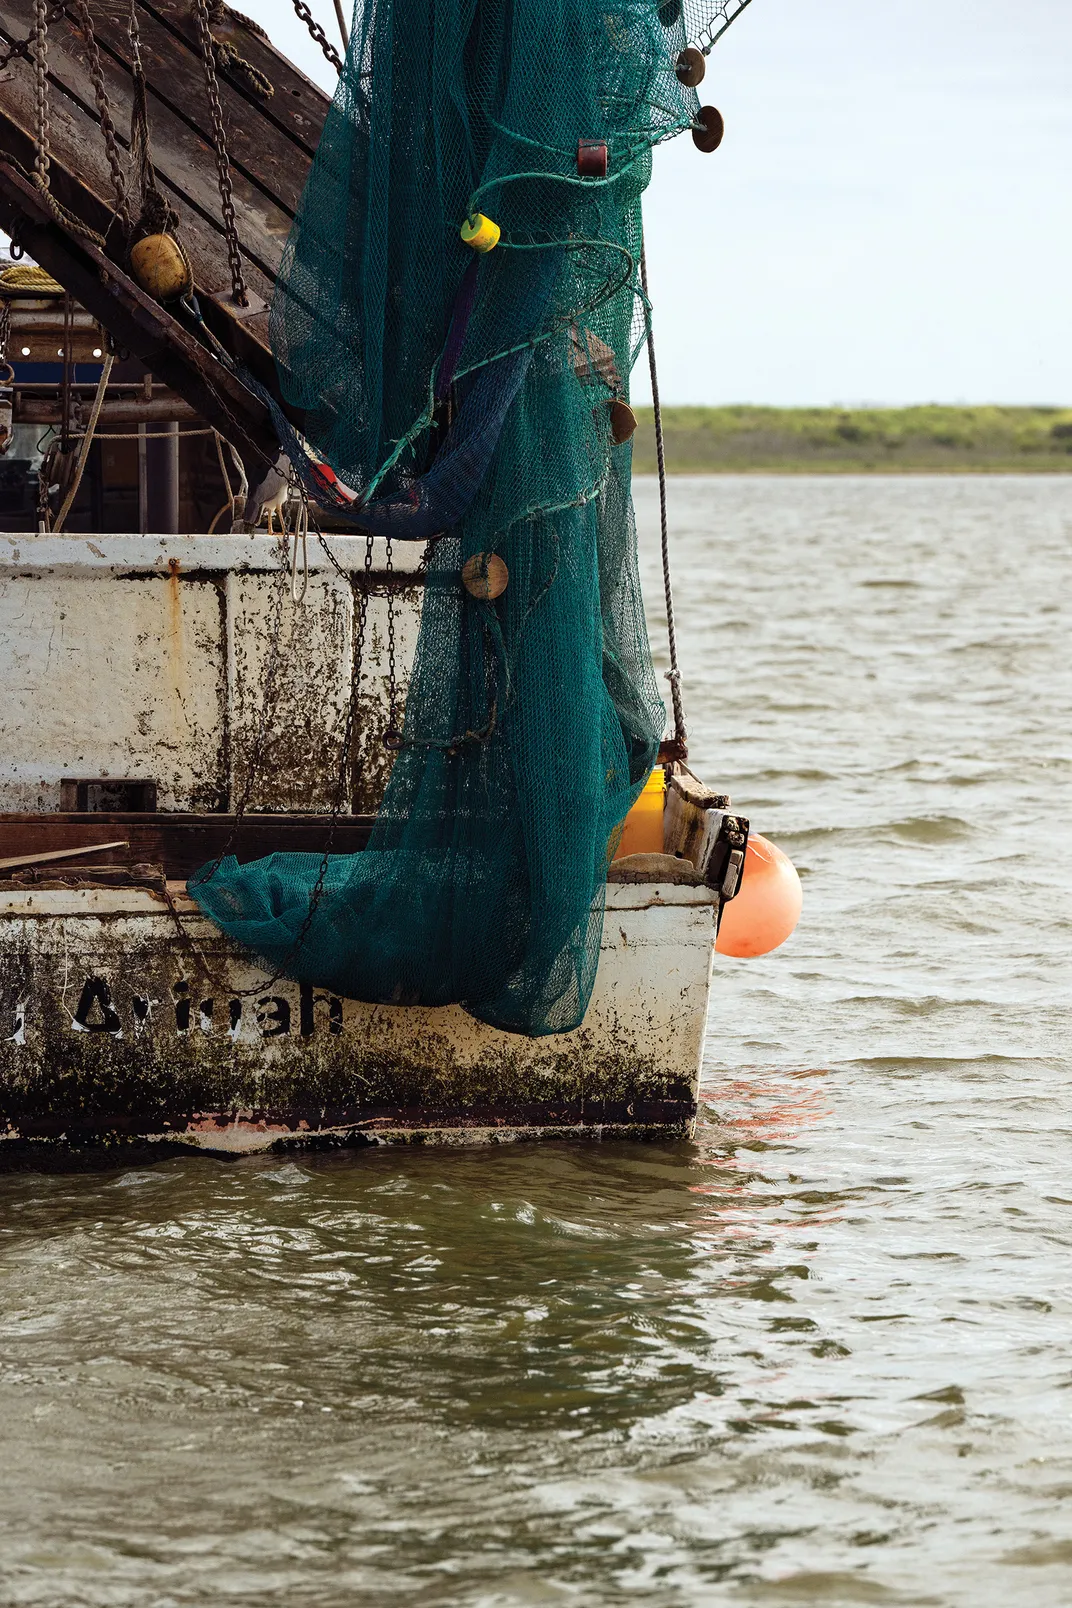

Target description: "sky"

left=224, top=1, right=1072, bottom=405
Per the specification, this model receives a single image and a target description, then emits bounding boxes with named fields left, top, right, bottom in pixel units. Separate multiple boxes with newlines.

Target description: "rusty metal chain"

left=71, top=0, right=132, bottom=234
left=383, top=536, right=401, bottom=744
left=0, top=1, right=63, bottom=72
left=0, top=298, right=12, bottom=387
left=10, top=0, right=109, bottom=249
left=193, top=0, right=249, bottom=307
left=290, top=0, right=343, bottom=73
left=31, top=0, right=51, bottom=193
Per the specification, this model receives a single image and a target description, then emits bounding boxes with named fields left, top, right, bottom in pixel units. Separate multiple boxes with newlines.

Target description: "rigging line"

left=639, top=241, right=686, bottom=755
left=699, top=0, right=754, bottom=57
left=52, top=350, right=115, bottom=531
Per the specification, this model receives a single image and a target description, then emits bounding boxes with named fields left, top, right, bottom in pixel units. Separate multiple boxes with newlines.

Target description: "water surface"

left=1, top=477, right=1069, bottom=1606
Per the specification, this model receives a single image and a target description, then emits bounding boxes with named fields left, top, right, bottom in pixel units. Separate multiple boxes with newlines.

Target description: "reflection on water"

left=1, top=478, right=1069, bottom=1606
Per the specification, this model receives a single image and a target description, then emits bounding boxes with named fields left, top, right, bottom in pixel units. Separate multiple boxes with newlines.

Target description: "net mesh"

left=189, top=0, right=739, bottom=1036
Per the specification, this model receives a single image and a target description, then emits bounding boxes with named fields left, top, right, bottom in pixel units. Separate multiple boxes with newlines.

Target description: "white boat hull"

left=0, top=878, right=717, bottom=1162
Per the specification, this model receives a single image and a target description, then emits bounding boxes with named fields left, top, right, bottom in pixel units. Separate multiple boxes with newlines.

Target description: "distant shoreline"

left=630, top=405, right=1072, bottom=475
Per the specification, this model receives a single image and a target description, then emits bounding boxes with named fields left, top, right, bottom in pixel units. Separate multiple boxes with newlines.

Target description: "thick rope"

left=0, top=264, right=62, bottom=292
left=67, top=426, right=215, bottom=440
left=128, top=0, right=180, bottom=239
left=52, top=350, right=115, bottom=531
left=639, top=243, right=686, bottom=755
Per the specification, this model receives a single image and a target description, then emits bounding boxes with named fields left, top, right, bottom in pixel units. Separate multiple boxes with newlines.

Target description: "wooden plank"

left=86, top=0, right=330, bottom=212
left=0, top=813, right=375, bottom=880
left=17, top=395, right=201, bottom=423
left=0, top=8, right=283, bottom=330
left=138, top=0, right=331, bottom=163
left=0, top=841, right=129, bottom=871
left=0, top=161, right=280, bottom=468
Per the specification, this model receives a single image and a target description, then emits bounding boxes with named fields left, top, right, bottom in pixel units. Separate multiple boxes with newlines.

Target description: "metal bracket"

left=696, top=809, right=750, bottom=901
left=208, top=287, right=268, bottom=320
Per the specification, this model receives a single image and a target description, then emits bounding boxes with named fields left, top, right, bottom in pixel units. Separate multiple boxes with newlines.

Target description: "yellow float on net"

left=460, top=212, right=500, bottom=253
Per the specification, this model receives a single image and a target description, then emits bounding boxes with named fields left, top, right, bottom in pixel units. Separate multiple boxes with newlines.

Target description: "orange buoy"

left=715, top=832, right=802, bottom=958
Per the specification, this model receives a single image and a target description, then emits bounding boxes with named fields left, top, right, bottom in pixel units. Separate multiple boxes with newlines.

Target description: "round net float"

left=658, top=0, right=682, bottom=26
left=692, top=105, right=725, bottom=153
left=609, top=399, right=638, bottom=444
left=461, top=551, right=509, bottom=599
left=715, top=833, right=802, bottom=958
left=459, top=213, right=501, bottom=253
left=129, top=233, right=194, bottom=301
left=675, top=47, right=705, bottom=88
left=577, top=138, right=608, bottom=178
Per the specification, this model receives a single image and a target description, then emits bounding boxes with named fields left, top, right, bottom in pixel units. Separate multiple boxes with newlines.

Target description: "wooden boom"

left=0, top=0, right=334, bottom=467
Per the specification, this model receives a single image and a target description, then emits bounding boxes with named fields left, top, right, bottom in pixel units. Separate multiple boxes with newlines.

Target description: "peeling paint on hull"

left=0, top=883, right=716, bottom=1164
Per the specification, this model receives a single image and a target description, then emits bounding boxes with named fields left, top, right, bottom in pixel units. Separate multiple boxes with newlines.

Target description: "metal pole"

left=145, top=420, right=179, bottom=533
left=137, top=421, right=147, bottom=535
left=331, top=0, right=349, bottom=53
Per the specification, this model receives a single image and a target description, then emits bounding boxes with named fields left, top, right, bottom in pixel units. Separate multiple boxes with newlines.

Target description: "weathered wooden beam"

left=17, top=395, right=200, bottom=424
left=0, top=10, right=279, bottom=339
left=0, top=162, right=279, bottom=468
left=84, top=0, right=329, bottom=211
left=0, top=813, right=375, bottom=880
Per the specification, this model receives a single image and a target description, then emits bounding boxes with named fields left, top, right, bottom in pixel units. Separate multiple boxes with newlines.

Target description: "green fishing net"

left=190, top=0, right=740, bottom=1035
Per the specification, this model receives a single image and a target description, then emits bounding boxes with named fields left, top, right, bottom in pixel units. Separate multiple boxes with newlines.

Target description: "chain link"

left=383, top=536, right=401, bottom=744
left=290, top=0, right=343, bottom=73
left=193, top=0, right=249, bottom=307
left=31, top=0, right=51, bottom=193
left=71, top=0, right=131, bottom=234
left=0, top=296, right=12, bottom=387
left=0, top=1, right=63, bottom=72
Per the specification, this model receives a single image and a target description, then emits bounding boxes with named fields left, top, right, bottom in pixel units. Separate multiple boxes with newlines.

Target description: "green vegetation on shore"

left=630, top=405, right=1072, bottom=474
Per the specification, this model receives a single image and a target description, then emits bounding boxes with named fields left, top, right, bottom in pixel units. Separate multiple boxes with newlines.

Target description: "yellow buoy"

left=613, top=767, right=665, bottom=859
left=459, top=213, right=500, bottom=253
left=129, top=233, right=193, bottom=302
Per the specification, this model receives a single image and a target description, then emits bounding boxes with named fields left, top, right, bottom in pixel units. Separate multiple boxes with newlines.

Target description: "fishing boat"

left=0, top=0, right=792, bottom=1164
